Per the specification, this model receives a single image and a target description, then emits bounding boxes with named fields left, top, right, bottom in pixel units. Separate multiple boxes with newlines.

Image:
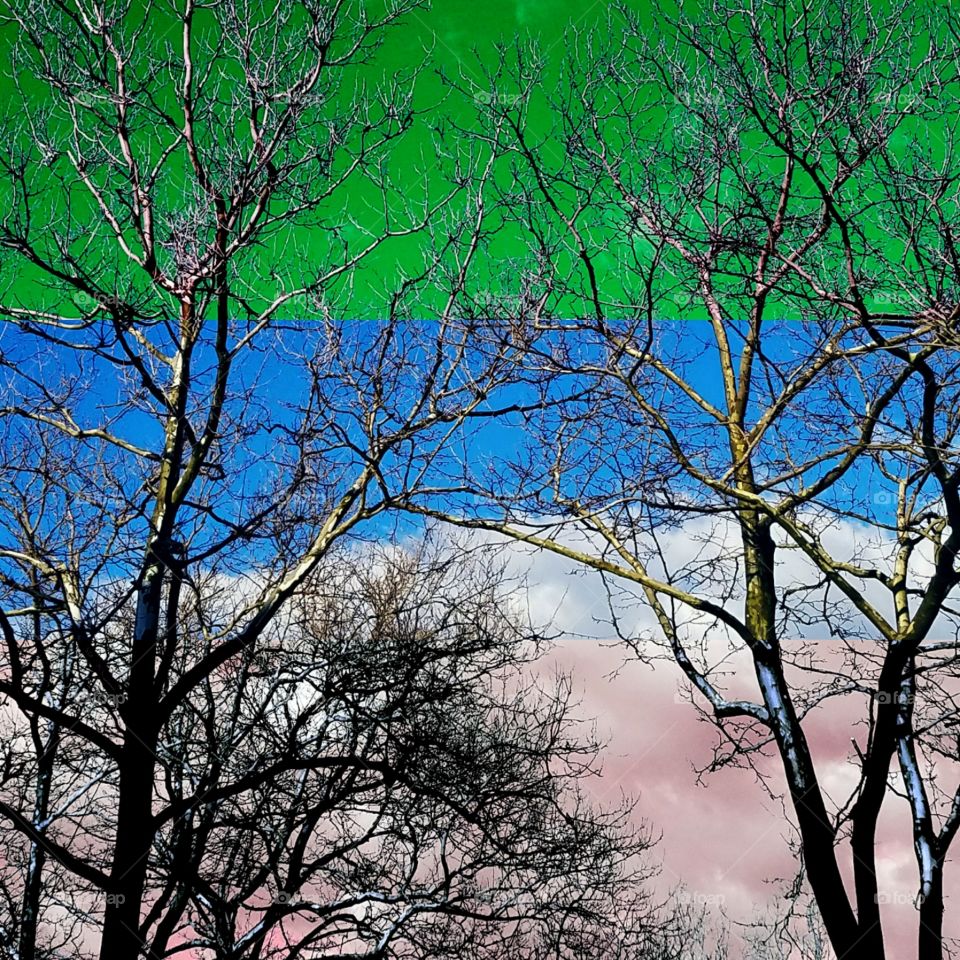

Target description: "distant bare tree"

left=416, top=2, right=960, bottom=958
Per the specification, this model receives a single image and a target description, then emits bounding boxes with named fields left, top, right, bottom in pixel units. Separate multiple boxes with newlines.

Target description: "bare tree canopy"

left=5, top=0, right=960, bottom=958
left=0, top=528, right=685, bottom=958
left=0, top=2, right=681, bottom=958
left=408, top=1, right=960, bottom=958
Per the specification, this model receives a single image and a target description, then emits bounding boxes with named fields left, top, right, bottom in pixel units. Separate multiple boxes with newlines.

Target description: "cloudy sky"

left=493, top=518, right=959, bottom=956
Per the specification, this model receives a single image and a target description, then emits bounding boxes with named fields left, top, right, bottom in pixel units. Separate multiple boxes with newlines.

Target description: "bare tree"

left=0, top=2, right=571, bottom=958
left=1, top=531, right=681, bottom=959
left=173, top=541, right=685, bottom=960
left=411, top=2, right=960, bottom=958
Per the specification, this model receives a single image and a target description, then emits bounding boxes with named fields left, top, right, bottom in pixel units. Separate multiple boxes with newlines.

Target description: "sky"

left=0, top=0, right=689, bottom=321
left=1, top=0, right=956, bottom=956
left=502, top=518, right=959, bottom=957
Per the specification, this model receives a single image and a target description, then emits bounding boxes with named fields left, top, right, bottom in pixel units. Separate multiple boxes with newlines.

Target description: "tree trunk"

left=742, top=517, right=865, bottom=959
left=848, top=662, right=905, bottom=960
left=19, top=584, right=62, bottom=960
left=99, top=564, right=164, bottom=960
left=918, top=860, right=944, bottom=960
left=19, top=733, right=55, bottom=960
left=754, top=654, right=865, bottom=959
